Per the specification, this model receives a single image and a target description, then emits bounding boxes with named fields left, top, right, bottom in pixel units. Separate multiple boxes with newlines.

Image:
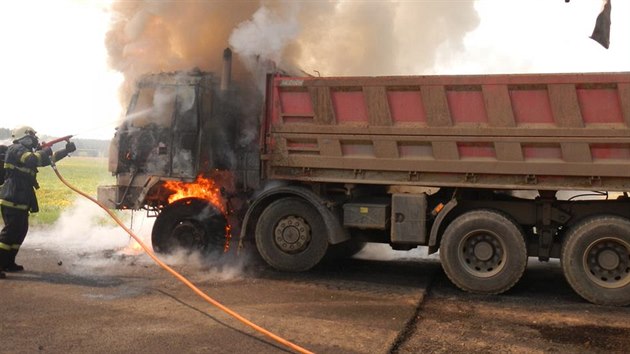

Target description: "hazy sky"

left=0, top=0, right=628, bottom=140
left=0, top=1, right=120, bottom=140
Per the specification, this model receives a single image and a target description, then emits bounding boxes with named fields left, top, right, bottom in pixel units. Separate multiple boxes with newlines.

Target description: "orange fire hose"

left=49, top=162, right=313, bottom=354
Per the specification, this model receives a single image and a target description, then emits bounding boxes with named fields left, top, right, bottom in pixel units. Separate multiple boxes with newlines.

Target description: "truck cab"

left=98, top=66, right=260, bottom=254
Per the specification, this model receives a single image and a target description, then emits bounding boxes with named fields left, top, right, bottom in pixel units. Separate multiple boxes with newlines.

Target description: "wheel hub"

left=598, top=250, right=620, bottom=270
left=274, top=216, right=311, bottom=253
left=459, top=231, right=506, bottom=278
left=474, top=241, right=494, bottom=261
left=584, top=238, right=630, bottom=289
left=172, top=221, right=205, bottom=248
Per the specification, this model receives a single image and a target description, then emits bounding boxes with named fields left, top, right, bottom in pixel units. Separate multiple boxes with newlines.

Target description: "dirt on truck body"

left=98, top=57, right=630, bottom=306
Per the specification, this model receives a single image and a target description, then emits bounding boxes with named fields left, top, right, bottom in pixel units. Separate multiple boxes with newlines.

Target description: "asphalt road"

left=395, top=259, right=630, bottom=353
left=2, top=242, right=629, bottom=354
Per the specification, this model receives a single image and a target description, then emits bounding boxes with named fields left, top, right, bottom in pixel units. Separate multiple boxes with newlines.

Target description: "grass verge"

left=29, top=157, right=114, bottom=226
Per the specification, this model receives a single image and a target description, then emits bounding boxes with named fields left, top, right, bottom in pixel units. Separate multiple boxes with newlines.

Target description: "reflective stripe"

left=33, top=151, right=44, bottom=165
left=4, top=162, right=36, bottom=176
left=11, top=244, right=20, bottom=250
left=0, top=243, right=11, bottom=251
left=19, top=152, right=32, bottom=164
left=20, top=151, right=44, bottom=166
left=0, top=199, right=29, bottom=210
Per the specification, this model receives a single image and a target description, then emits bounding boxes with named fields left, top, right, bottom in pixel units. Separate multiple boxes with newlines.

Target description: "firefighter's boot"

left=5, top=249, right=24, bottom=272
left=0, top=248, right=10, bottom=278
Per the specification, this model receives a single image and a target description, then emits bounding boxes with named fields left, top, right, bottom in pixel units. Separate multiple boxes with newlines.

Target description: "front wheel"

left=255, top=197, right=329, bottom=272
left=561, top=216, right=630, bottom=306
left=152, top=197, right=228, bottom=254
left=439, top=209, right=527, bottom=294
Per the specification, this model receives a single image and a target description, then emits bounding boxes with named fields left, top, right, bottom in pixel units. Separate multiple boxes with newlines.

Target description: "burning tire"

left=439, top=209, right=527, bottom=294
left=561, top=216, right=630, bottom=306
left=255, top=197, right=329, bottom=272
left=152, top=197, right=228, bottom=254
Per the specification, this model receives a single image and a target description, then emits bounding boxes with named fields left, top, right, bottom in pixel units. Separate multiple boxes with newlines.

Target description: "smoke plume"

left=106, top=1, right=480, bottom=100
left=27, top=199, right=134, bottom=252
left=26, top=198, right=247, bottom=279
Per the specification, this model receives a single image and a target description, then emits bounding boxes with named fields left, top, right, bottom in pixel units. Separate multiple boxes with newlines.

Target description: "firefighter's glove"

left=65, top=142, right=76, bottom=153
left=41, top=147, right=53, bottom=157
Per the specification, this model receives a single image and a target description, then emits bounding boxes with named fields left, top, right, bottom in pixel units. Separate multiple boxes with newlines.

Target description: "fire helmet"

left=11, top=126, right=37, bottom=141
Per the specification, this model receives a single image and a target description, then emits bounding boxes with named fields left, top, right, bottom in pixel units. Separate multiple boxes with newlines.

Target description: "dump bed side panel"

left=263, top=73, right=630, bottom=191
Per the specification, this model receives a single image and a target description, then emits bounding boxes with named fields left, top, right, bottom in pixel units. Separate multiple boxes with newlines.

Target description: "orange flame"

left=163, top=175, right=232, bottom=252
left=164, top=175, right=226, bottom=214
left=120, top=238, right=145, bottom=256
left=129, top=239, right=144, bottom=253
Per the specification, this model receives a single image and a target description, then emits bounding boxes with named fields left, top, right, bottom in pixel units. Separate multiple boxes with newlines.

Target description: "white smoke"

left=354, top=243, right=439, bottom=262
left=158, top=247, right=249, bottom=282
left=25, top=198, right=246, bottom=280
left=229, top=5, right=301, bottom=75
left=228, top=1, right=480, bottom=77
left=27, top=198, right=135, bottom=252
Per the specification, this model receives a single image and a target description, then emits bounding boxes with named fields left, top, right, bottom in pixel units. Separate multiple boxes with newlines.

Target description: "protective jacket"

left=0, top=143, right=54, bottom=212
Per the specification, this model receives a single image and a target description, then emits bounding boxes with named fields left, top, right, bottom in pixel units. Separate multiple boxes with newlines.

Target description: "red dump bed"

left=262, top=72, right=630, bottom=191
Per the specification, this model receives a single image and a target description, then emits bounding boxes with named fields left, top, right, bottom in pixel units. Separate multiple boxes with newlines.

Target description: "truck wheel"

left=152, top=197, right=227, bottom=254
left=561, top=216, right=630, bottom=306
left=439, top=210, right=527, bottom=294
left=255, top=197, right=328, bottom=272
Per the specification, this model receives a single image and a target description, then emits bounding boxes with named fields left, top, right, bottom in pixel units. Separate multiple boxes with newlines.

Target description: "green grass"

left=30, top=157, right=114, bottom=226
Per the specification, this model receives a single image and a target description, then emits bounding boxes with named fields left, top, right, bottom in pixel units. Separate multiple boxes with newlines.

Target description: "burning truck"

left=99, top=49, right=630, bottom=306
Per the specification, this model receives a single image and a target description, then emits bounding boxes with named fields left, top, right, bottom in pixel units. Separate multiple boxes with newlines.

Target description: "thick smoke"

left=26, top=198, right=247, bottom=279
left=28, top=199, right=132, bottom=252
left=230, top=1, right=481, bottom=77
left=106, top=1, right=260, bottom=100
left=106, top=1, right=480, bottom=100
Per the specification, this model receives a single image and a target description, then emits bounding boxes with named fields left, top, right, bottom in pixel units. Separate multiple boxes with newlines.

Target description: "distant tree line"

left=71, top=139, right=111, bottom=157
left=0, top=127, right=10, bottom=140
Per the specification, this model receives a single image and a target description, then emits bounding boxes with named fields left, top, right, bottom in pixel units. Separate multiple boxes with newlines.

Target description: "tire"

left=561, top=216, right=630, bottom=306
left=255, top=197, right=329, bottom=272
left=152, top=197, right=228, bottom=254
left=439, top=209, right=527, bottom=294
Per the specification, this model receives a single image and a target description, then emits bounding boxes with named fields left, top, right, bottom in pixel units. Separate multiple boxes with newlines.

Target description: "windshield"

left=116, top=84, right=199, bottom=178
left=126, top=84, right=197, bottom=127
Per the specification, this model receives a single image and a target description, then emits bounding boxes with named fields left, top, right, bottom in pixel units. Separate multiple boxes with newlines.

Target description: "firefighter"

left=0, top=126, right=76, bottom=279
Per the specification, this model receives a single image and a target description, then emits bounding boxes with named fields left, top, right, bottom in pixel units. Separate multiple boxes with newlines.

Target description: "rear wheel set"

left=440, top=210, right=630, bottom=305
left=561, top=216, right=630, bottom=306
left=440, top=210, right=527, bottom=295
